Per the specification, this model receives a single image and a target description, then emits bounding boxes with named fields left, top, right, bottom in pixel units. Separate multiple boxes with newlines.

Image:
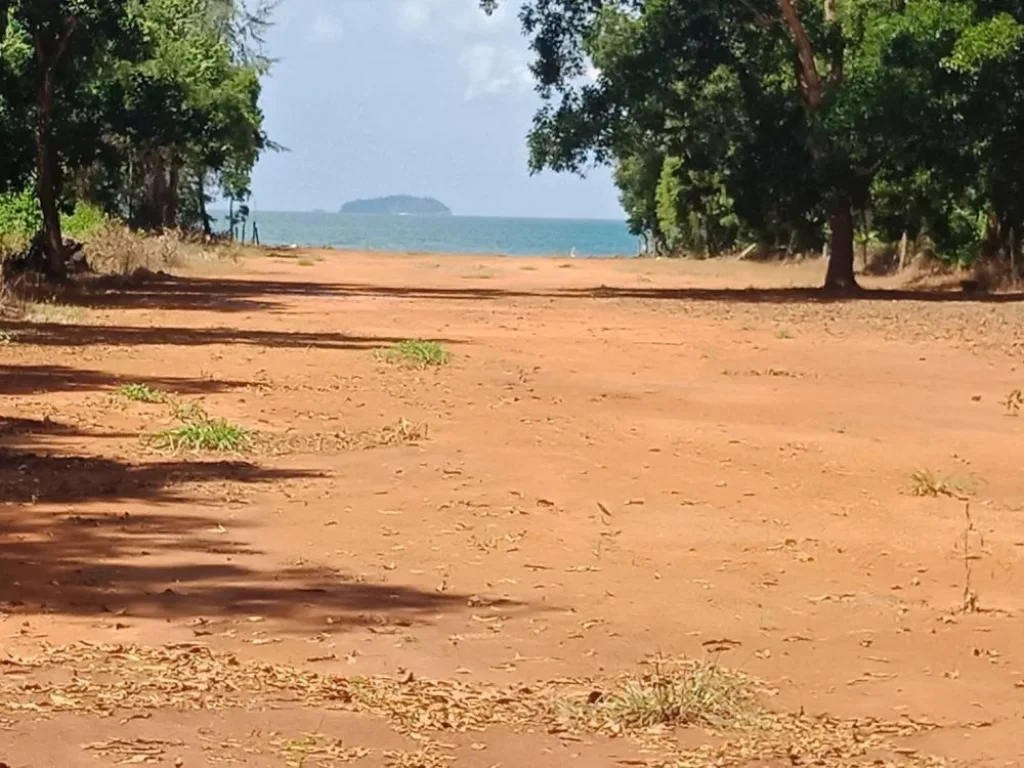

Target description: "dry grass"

left=22, top=301, right=86, bottom=325
left=84, top=226, right=187, bottom=274
left=0, top=643, right=950, bottom=768
left=908, top=469, right=975, bottom=499
left=1004, top=388, right=1023, bottom=416
left=258, top=417, right=428, bottom=455
left=569, top=658, right=758, bottom=732
left=82, top=226, right=251, bottom=276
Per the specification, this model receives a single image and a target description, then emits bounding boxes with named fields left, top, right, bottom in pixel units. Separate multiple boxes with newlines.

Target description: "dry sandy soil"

left=1, top=251, right=1023, bottom=767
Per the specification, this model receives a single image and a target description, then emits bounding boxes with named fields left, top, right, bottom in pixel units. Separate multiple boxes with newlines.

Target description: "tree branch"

left=735, top=0, right=774, bottom=27
left=54, top=16, right=79, bottom=65
left=777, top=0, right=823, bottom=108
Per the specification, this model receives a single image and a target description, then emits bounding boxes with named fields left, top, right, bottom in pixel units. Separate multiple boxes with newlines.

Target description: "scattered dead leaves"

left=257, top=418, right=427, bottom=455
left=1, top=643, right=951, bottom=768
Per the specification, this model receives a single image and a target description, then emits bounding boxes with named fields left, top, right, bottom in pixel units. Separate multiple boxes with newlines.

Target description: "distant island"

left=340, top=195, right=452, bottom=216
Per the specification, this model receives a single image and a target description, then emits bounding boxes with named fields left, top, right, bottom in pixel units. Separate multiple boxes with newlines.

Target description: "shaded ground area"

left=1, top=251, right=1022, bottom=766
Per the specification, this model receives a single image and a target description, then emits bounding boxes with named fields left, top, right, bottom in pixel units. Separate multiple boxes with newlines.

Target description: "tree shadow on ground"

left=0, top=442, right=478, bottom=630
left=4, top=322, right=463, bottom=350
left=0, top=364, right=253, bottom=396
left=565, top=285, right=1024, bottom=304
left=0, top=500, right=471, bottom=628
left=48, top=272, right=1024, bottom=311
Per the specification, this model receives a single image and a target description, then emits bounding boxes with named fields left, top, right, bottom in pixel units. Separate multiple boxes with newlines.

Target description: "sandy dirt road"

left=1, top=251, right=1023, bottom=766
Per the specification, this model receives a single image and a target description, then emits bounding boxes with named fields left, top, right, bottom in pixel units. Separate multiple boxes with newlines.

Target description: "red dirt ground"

left=1, top=251, right=1023, bottom=767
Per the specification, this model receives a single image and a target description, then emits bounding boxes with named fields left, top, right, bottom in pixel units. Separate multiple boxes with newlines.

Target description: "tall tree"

left=484, top=0, right=1024, bottom=289
left=4, top=0, right=138, bottom=276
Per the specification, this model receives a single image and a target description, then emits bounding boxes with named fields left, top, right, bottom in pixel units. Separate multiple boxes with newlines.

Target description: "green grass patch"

left=376, top=339, right=451, bottom=368
left=0, top=329, right=11, bottom=344
left=150, top=403, right=252, bottom=453
left=116, top=383, right=167, bottom=404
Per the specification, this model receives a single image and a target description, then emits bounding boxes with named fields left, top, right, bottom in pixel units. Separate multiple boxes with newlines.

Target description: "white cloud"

left=459, top=43, right=532, bottom=99
left=397, top=0, right=432, bottom=35
left=310, top=14, right=344, bottom=44
left=397, top=0, right=530, bottom=98
left=398, top=0, right=512, bottom=41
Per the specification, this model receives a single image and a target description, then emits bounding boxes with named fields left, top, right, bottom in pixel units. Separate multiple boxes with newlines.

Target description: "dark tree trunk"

left=197, top=171, right=212, bottom=237
left=139, top=150, right=166, bottom=230
left=36, top=67, right=66, bottom=279
left=165, top=154, right=181, bottom=229
left=824, top=195, right=858, bottom=291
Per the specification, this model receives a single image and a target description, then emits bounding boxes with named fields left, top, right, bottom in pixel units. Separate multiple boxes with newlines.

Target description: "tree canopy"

left=484, top=0, right=1024, bottom=289
left=0, top=0, right=272, bottom=275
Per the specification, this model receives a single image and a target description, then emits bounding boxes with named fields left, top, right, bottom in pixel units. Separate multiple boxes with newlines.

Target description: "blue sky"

left=249, top=0, right=624, bottom=220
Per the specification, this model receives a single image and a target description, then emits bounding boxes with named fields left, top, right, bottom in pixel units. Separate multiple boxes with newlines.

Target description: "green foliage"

left=0, top=188, right=41, bottom=245
left=62, top=202, right=108, bottom=240
left=486, top=0, right=1024, bottom=272
left=116, top=382, right=168, bottom=403
left=151, top=403, right=253, bottom=452
left=377, top=340, right=451, bottom=368
left=0, top=0, right=272, bottom=257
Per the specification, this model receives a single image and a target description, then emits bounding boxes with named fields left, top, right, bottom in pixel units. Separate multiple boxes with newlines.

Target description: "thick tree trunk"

left=165, top=154, right=181, bottom=229
left=824, top=196, right=858, bottom=291
left=898, top=230, right=909, bottom=271
left=1011, top=227, right=1017, bottom=282
left=36, top=68, right=66, bottom=279
left=197, top=171, right=212, bottom=237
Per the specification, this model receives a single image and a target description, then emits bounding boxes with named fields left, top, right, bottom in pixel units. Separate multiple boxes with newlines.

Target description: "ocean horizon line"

left=209, top=209, right=629, bottom=225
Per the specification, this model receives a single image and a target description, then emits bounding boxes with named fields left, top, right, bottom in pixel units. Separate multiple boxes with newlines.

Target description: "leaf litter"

left=1, top=642, right=953, bottom=768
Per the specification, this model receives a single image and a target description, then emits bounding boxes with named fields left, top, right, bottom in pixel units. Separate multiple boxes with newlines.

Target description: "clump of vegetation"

left=775, top=328, right=793, bottom=340
left=22, top=301, right=85, bottom=325
left=370, top=417, right=428, bottom=447
left=909, top=469, right=975, bottom=499
left=1004, top=388, right=1023, bottom=416
left=569, top=659, right=757, bottom=732
left=376, top=339, right=451, bottom=368
left=116, top=383, right=168, bottom=403
left=0, top=329, right=11, bottom=344
left=150, top=403, right=252, bottom=453
left=83, top=226, right=185, bottom=275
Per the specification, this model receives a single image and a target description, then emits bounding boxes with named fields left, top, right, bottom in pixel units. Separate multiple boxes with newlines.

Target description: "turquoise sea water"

left=218, top=211, right=639, bottom=257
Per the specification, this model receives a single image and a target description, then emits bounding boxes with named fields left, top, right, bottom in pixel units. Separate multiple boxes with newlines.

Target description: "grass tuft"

left=569, top=658, right=757, bottom=732
left=23, top=301, right=85, bottom=325
left=376, top=339, right=451, bottom=368
left=116, top=383, right=167, bottom=404
left=150, top=403, right=252, bottom=453
left=909, top=469, right=975, bottom=499
left=1004, top=388, right=1023, bottom=416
